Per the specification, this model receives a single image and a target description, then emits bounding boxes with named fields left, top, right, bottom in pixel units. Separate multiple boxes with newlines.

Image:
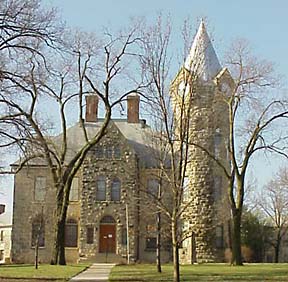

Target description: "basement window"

left=146, top=237, right=157, bottom=250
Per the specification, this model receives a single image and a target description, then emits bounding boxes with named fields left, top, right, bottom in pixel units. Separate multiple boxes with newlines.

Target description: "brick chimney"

left=85, top=95, right=98, bottom=122
left=127, top=93, right=140, bottom=123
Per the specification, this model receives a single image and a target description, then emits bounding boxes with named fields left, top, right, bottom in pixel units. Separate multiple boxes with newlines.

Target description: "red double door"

left=99, top=224, right=116, bottom=253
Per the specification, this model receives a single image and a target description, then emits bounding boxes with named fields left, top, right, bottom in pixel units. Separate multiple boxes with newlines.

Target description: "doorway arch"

left=99, top=216, right=116, bottom=253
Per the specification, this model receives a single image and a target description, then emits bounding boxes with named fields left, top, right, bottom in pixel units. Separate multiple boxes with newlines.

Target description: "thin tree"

left=258, top=167, right=288, bottom=262
left=140, top=17, right=209, bottom=282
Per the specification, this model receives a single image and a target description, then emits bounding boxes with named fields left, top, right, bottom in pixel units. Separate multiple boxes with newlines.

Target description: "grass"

left=109, top=263, right=288, bottom=281
left=0, top=264, right=88, bottom=280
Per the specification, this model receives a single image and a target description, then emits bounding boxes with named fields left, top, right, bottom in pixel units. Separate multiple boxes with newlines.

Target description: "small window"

left=65, top=219, right=78, bottom=247
left=121, top=227, right=127, bottom=245
left=86, top=227, right=94, bottom=244
left=147, top=178, right=159, bottom=196
left=215, top=225, right=223, bottom=248
left=95, top=146, right=104, bottom=158
left=183, top=177, right=189, bottom=202
left=111, top=178, right=121, bottom=201
left=31, top=217, right=45, bottom=247
left=69, top=177, right=79, bottom=201
left=35, top=176, right=46, bottom=201
left=0, top=250, right=4, bottom=262
left=105, top=147, right=113, bottom=159
left=96, top=176, right=106, bottom=201
left=214, top=131, right=222, bottom=158
left=146, top=237, right=157, bottom=250
left=214, top=176, right=222, bottom=201
left=114, top=146, right=121, bottom=159
left=0, top=230, right=4, bottom=241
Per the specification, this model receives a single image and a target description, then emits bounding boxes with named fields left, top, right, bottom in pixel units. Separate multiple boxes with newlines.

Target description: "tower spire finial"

left=184, top=20, right=221, bottom=81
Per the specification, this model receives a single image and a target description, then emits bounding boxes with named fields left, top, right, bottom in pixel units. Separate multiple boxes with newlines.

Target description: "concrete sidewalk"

left=70, top=263, right=115, bottom=282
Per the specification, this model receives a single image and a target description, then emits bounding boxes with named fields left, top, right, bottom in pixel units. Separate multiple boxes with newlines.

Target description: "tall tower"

left=171, top=21, right=232, bottom=263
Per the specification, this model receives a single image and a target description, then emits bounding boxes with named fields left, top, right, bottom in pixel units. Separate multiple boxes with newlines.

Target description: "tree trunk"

left=231, top=209, right=243, bottom=265
left=51, top=188, right=67, bottom=265
left=172, top=221, right=180, bottom=282
left=274, top=232, right=281, bottom=263
left=156, top=212, right=162, bottom=273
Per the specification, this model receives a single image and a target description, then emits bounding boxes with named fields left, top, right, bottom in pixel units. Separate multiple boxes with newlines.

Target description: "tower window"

left=31, top=216, right=45, bottom=247
left=34, top=176, right=46, bottom=201
left=147, top=178, right=159, bottom=196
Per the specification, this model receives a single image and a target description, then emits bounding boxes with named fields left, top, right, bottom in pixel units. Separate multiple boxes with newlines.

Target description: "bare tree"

left=0, top=10, right=146, bottom=265
left=140, top=17, right=212, bottom=282
left=210, top=40, right=288, bottom=265
left=258, top=167, right=288, bottom=263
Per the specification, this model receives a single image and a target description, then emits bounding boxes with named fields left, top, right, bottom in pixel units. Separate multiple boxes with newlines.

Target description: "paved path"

left=70, top=263, right=115, bottom=282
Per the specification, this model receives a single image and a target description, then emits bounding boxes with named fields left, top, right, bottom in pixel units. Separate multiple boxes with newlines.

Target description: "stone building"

left=11, top=21, right=232, bottom=264
left=11, top=93, right=172, bottom=264
left=0, top=207, right=12, bottom=264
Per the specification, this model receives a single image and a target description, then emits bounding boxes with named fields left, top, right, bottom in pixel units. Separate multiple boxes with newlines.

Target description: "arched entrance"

left=99, top=216, right=116, bottom=253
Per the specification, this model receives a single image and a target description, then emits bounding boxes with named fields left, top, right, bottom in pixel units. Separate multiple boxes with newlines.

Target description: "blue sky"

left=43, top=1, right=287, bottom=186
left=1, top=0, right=287, bottom=223
left=46, top=0, right=288, bottom=77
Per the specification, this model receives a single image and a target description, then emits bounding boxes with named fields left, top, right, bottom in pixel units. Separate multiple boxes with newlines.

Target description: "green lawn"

left=0, top=264, right=88, bottom=280
left=109, top=263, right=288, bottom=281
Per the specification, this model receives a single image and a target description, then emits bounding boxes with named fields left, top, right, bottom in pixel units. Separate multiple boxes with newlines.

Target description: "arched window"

left=31, top=216, right=45, bottom=247
left=96, top=176, right=106, bottom=201
left=111, top=178, right=121, bottom=201
left=100, top=216, right=116, bottom=224
left=65, top=218, right=78, bottom=247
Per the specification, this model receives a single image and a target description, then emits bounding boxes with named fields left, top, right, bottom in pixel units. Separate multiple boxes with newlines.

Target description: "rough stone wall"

left=79, top=122, right=139, bottom=261
left=0, top=226, right=12, bottom=263
left=171, top=72, right=230, bottom=263
left=138, top=168, right=172, bottom=263
left=11, top=167, right=81, bottom=264
left=184, top=84, right=216, bottom=263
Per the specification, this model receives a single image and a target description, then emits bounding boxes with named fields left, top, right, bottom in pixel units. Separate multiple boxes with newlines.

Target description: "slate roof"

left=12, top=119, right=159, bottom=168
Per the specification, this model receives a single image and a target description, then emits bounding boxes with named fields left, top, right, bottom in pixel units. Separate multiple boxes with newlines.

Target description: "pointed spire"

left=184, top=19, right=222, bottom=81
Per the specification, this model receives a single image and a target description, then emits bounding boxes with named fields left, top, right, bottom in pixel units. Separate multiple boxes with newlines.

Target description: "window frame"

left=65, top=218, right=78, bottom=248
left=111, top=178, right=121, bottom=201
left=31, top=217, right=45, bottom=248
left=145, top=237, right=157, bottom=250
left=34, top=176, right=46, bottom=201
left=96, top=176, right=106, bottom=201
left=69, top=177, right=79, bottom=202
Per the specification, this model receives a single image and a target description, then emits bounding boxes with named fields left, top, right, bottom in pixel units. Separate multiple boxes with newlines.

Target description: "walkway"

left=70, top=263, right=115, bottom=282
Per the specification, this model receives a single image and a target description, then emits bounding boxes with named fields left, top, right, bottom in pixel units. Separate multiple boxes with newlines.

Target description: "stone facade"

left=11, top=22, right=234, bottom=265
left=11, top=101, right=172, bottom=263
left=170, top=22, right=232, bottom=263
left=0, top=225, right=12, bottom=263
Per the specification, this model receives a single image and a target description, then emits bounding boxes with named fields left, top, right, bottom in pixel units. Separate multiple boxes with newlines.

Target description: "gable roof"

left=12, top=119, right=158, bottom=168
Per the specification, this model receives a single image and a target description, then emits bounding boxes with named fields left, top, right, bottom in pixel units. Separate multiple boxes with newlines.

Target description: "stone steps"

left=78, top=253, right=127, bottom=264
